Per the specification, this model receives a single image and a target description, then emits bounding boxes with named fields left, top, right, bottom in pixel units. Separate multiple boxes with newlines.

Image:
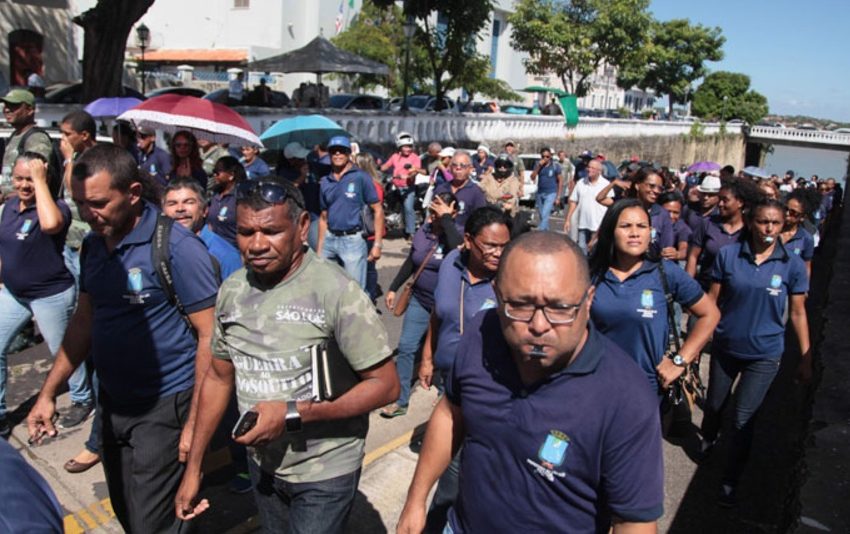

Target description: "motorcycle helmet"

left=493, top=153, right=514, bottom=179
left=395, top=132, right=415, bottom=149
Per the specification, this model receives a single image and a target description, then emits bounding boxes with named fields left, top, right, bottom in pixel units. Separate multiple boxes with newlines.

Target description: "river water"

left=763, top=145, right=848, bottom=185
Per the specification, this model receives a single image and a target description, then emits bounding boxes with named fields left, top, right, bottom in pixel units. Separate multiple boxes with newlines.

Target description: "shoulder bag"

left=393, top=242, right=438, bottom=317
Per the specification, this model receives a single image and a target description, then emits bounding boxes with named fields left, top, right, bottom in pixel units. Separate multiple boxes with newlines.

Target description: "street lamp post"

left=401, top=17, right=416, bottom=113
left=721, top=95, right=729, bottom=122
left=136, top=23, right=151, bottom=94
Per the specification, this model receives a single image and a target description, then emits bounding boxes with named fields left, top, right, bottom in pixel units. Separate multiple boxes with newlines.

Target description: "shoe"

left=717, top=483, right=738, bottom=508
left=379, top=403, right=408, bottom=419
left=228, top=472, right=253, bottom=494
left=59, top=401, right=94, bottom=429
left=0, top=416, right=10, bottom=440
left=64, top=451, right=101, bottom=474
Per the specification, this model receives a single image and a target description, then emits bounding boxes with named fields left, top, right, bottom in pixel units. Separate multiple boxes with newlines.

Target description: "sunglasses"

left=236, top=181, right=304, bottom=209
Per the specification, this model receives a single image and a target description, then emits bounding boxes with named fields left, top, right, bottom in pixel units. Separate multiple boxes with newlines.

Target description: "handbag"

left=658, top=260, right=706, bottom=425
left=393, top=242, right=439, bottom=317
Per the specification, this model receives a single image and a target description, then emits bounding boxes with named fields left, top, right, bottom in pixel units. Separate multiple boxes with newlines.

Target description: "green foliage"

left=691, top=71, right=769, bottom=125
left=447, top=55, right=521, bottom=102
left=617, top=19, right=725, bottom=117
left=508, top=0, right=652, bottom=97
left=688, top=120, right=705, bottom=139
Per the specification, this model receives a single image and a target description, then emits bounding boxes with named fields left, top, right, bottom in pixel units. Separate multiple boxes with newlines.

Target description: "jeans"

left=395, top=295, right=431, bottom=407
left=64, top=245, right=81, bottom=286
left=248, top=460, right=361, bottom=534
left=0, top=285, right=90, bottom=416
left=322, top=233, right=368, bottom=289
left=425, top=450, right=461, bottom=534
left=84, top=365, right=101, bottom=454
left=402, top=187, right=417, bottom=236
left=535, top=191, right=556, bottom=231
left=576, top=228, right=594, bottom=255
left=700, top=351, right=781, bottom=485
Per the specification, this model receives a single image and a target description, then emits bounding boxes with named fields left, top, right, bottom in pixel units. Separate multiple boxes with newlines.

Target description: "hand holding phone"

left=232, top=410, right=259, bottom=438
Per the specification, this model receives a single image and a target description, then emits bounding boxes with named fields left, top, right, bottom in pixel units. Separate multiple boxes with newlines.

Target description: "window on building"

left=489, top=19, right=501, bottom=78
left=234, top=0, right=249, bottom=8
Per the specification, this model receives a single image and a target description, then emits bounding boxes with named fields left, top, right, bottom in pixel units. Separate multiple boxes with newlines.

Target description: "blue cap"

left=327, top=135, right=351, bottom=151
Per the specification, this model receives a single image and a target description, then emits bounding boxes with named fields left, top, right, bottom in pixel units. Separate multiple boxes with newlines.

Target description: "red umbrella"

left=118, top=94, right=262, bottom=147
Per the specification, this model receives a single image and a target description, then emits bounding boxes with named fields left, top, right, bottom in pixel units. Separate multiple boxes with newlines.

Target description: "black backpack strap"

left=657, top=260, right=681, bottom=353
left=151, top=214, right=187, bottom=317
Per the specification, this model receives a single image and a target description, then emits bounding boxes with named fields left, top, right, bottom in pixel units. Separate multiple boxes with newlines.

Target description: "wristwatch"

left=285, top=400, right=302, bottom=433
left=671, top=354, right=686, bottom=367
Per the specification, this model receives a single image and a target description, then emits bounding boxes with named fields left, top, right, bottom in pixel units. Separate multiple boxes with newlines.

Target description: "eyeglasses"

left=328, top=147, right=350, bottom=155
left=471, top=237, right=507, bottom=254
left=499, top=290, right=589, bottom=325
left=451, top=163, right=471, bottom=169
left=3, top=103, right=24, bottom=112
left=236, top=180, right=304, bottom=209
left=644, top=184, right=664, bottom=192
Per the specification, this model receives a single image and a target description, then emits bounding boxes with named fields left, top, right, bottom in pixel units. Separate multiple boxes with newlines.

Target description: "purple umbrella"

left=84, top=97, right=143, bottom=119
left=687, top=161, right=721, bottom=173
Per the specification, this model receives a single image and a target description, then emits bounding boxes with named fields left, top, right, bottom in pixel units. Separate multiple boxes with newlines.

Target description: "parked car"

left=329, top=93, right=386, bottom=110
left=518, top=153, right=540, bottom=204
left=145, top=86, right=206, bottom=99
left=388, top=95, right=458, bottom=113
left=44, top=82, right=145, bottom=104
left=797, top=123, right=818, bottom=130
left=204, top=88, right=290, bottom=108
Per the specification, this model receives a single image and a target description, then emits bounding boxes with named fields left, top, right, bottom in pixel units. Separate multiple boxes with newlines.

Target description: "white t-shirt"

left=569, top=176, right=612, bottom=231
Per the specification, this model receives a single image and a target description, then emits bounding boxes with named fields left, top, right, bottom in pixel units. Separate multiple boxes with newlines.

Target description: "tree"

left=332, top=1, right=430, bottom=95
left=692, top=71, right=769, bottom=125
left=617, top=19, right=725, bottom=118
left=75, top=0, right=155, bottom=103
left=508, top=0, right=652, bottom=97
left=446, top=56, right=521, bottom=103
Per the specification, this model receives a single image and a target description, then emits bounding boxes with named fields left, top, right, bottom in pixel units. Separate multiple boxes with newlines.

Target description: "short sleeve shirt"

left=81, top=202, right=219, bottom=405
left=569, top=177, right=612, bottom=231
left=591, top=260, right=703, bottom=392
left=0, top=197, right=73, bottom=299
left=536, top=161, right=562, bottom=194
left=385, top=152, right=422, bottom=188
left=446, top=312, right=664, bottom=532
left=199, top=225, right=242, bottom=280
left=711, top=241, right=808, bottom=359
left=648, top=203, right=675, bottom=255
left=1, top=129, right=53, bottom=195
left=212, top=250, right=392, bottom=483
left=207, top=189, right=237, bottom=248
left=320, top=167, right=379, bottom=232
left=433, top=180, right=487, bottom=230
left=784, top=226, right=815, bottom=262
left=137, top=146, right=172, bottom=190
left=689, top=214, right=742, bottom=289
left=673, top=219, right=693, bottom=247
left=243, top=158, right=271, bottom=180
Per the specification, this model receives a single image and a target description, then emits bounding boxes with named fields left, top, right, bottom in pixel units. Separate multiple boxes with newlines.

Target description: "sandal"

left=379, top=403, right=408, bottom=418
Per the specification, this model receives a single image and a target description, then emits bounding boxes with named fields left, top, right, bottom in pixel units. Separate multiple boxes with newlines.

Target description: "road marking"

left=62, top=497, right=117, bottom=531
left=364, top=429, right=416, bottom=467
left=75, top=508, right=98, bottom=529
left=63, top=515, right=85, bottom=534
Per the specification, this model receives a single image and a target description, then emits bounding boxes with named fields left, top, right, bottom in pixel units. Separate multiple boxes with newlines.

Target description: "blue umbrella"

left=260, top=115, right=349, bottom=150
left=742, top=165, right=769, bottom=179
left=84, top=97, right=143, bottom=119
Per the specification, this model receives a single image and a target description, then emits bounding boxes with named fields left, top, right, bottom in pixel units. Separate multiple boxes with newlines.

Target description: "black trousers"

left=101, top=387, right=193, bottom=534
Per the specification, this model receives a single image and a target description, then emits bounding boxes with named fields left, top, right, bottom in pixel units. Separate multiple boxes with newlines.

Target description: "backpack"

left=17, top=127, right=65, bottom=199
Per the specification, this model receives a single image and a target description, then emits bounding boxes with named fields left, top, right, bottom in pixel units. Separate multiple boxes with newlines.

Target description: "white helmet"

left=395, top=132, right=415, bottom=148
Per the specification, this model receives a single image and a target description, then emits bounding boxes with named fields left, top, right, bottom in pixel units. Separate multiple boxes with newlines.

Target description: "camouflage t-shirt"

left=213, top=249, right=392, bottom=483
left=1, top=128, right=53, bottom=196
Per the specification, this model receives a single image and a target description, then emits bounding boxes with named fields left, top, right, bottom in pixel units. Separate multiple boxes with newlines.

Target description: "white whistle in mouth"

left=529, top=345, right=547, bottom=358
left=763, top=235, right=775, bottom=244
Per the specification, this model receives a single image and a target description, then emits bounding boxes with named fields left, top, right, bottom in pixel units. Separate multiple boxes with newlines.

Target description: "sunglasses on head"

left=236, top=180, right=304, bottom=209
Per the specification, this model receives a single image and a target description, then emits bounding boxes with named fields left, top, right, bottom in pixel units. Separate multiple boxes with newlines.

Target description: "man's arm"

left=564, top=200, right=578, bottom=231
left=175, top=357, right=235, bottom=520
left=178, top=307, right=216, bottom=462
left=612, top=520, right=657, bottom=534
left=397, top=397, right=465, bottom=534
left=316, top=210, right=328, bottom=254
left=555, top=172, right=564, bottom=205
left=27, top=293, right=93, bottom=442
left=685, top=245, right=701, bottom=279
left=367, top=201, right=384, bottom=262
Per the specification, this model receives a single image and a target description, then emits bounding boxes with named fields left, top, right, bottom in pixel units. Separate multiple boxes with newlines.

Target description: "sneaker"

left=717, top=483, right=738, bottom=508
left=228, top=472, right=253, bottom=494
left=59, top=401, right=94, bottom=429
left=379, top=403, right=408, bottom=419
left=0, top=416, right=10, bottom=440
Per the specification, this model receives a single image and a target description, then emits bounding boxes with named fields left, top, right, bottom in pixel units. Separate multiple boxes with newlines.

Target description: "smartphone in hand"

left=232, top=410, right=259, bottom=438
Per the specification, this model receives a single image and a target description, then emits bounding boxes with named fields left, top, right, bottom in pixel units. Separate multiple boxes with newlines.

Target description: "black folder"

left=310, top=341, right=360, bottom=401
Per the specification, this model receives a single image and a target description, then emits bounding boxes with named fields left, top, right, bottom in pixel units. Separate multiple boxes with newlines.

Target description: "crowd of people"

left=0, top=86, right=843, bottom=533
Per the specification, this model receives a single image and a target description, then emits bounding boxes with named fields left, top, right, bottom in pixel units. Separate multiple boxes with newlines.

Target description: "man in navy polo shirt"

left=529, top=147, right=563, bottom=231
left=434, top=151, right=487, bottom=229
left=316, top=135, right=384, bottom=289
left=136, top=127, right=171, bottom=189
left=26, top=144, right=219, bottom=533
left=207, top=155, right=243, bottom=249
left=398, top=232, right=663, bottom=534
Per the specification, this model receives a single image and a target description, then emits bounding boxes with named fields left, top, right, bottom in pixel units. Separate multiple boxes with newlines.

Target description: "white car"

left=518, top=153, right=540, bottom=204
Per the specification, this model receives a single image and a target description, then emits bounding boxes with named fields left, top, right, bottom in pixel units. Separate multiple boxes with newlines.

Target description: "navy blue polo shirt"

left=433, top=248, right=497, bottom=373
left=207, top=189, right=237, bottom=248
left=200, top=225, right=242, bottom=280
left=0, top=197, right=74, bottom=299
left=689, top=214, right=742, bottom=289
left=80, top=201, right=219, bottom=405
left=0, top=439, right=63, bottom=533
left=784, top=226, right=814, bottom=262
left=137, top=145, right=172, bottom=189
left=648, top=203, right=675, bottom=255
left=243, top=157, right=271, bottom=180
left=711, top=241, right=808, bottom=359
left=319, top=166, right=379, bottom=232
left=673, top=218, right=692, bottom=247
left=536, top=161, right=562, bottom=194
left=434, top=180, right=488, bottom=230
left=591, top=260, right=703, bottom=392
left=446, top=312, right=664, bottom=533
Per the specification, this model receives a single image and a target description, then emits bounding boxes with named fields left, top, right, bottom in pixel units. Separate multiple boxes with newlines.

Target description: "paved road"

left=4, top=217, right=822, bottom=533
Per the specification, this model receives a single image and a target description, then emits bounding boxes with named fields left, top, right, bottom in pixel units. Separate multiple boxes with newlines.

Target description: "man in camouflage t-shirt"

left=175, top=178, right=399, bottom=533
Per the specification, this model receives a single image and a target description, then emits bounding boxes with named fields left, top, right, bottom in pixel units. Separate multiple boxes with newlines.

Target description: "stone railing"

left=32, top=103, right=735, bottom=146
left=747, top=125, right=850, bottom=147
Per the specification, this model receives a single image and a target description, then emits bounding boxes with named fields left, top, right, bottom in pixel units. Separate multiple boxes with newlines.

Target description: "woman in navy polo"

left=687, top=177, right=762, bottom=290
left=781, top=188, right=818, bottom=278
left=596, top=167, right=676, bottom=258
left=380, top=192, right=462, bottom=418
left=166, top=130, right=207, bottom=189
left=0, top=153, right=78, bottom=438
left=589, top=199, right=719, bottom=397
left=701, top=197, right=811, bottom=507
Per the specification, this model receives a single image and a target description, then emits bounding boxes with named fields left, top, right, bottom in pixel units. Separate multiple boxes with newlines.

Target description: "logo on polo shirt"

left=124, top=267, right=150, bottom=304
left=650, top=227, right=657, bottom=243
left=526, top=430, right=569, bottom=482
left=637, top=290, right=657, bottom=319
left=793, top=247, right=802, bottom=255
left=217, top=206, right=228, bottom=222
left=458, top=200, right=466, bottom=213
left=16, top=219, right=33, bottom=240
left=275, top=304, right=327, bottom=326
left=479, top=298, right=496, bottom=311
left=767, top=274, right=783, bottom=296
left=434, top=244, right=444, bottom=260
left=345, top=182, right=357, bottom=199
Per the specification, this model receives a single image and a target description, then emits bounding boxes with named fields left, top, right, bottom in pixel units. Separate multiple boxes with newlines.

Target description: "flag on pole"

left=335, top=0, right=344, bottom=34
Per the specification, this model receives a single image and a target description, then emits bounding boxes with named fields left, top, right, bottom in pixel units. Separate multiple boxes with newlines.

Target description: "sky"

left=649, top=0, right=850, bottom=122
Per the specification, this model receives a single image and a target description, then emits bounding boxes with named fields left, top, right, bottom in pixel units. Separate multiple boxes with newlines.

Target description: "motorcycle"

left=383, top=173, right=429, bottom=235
